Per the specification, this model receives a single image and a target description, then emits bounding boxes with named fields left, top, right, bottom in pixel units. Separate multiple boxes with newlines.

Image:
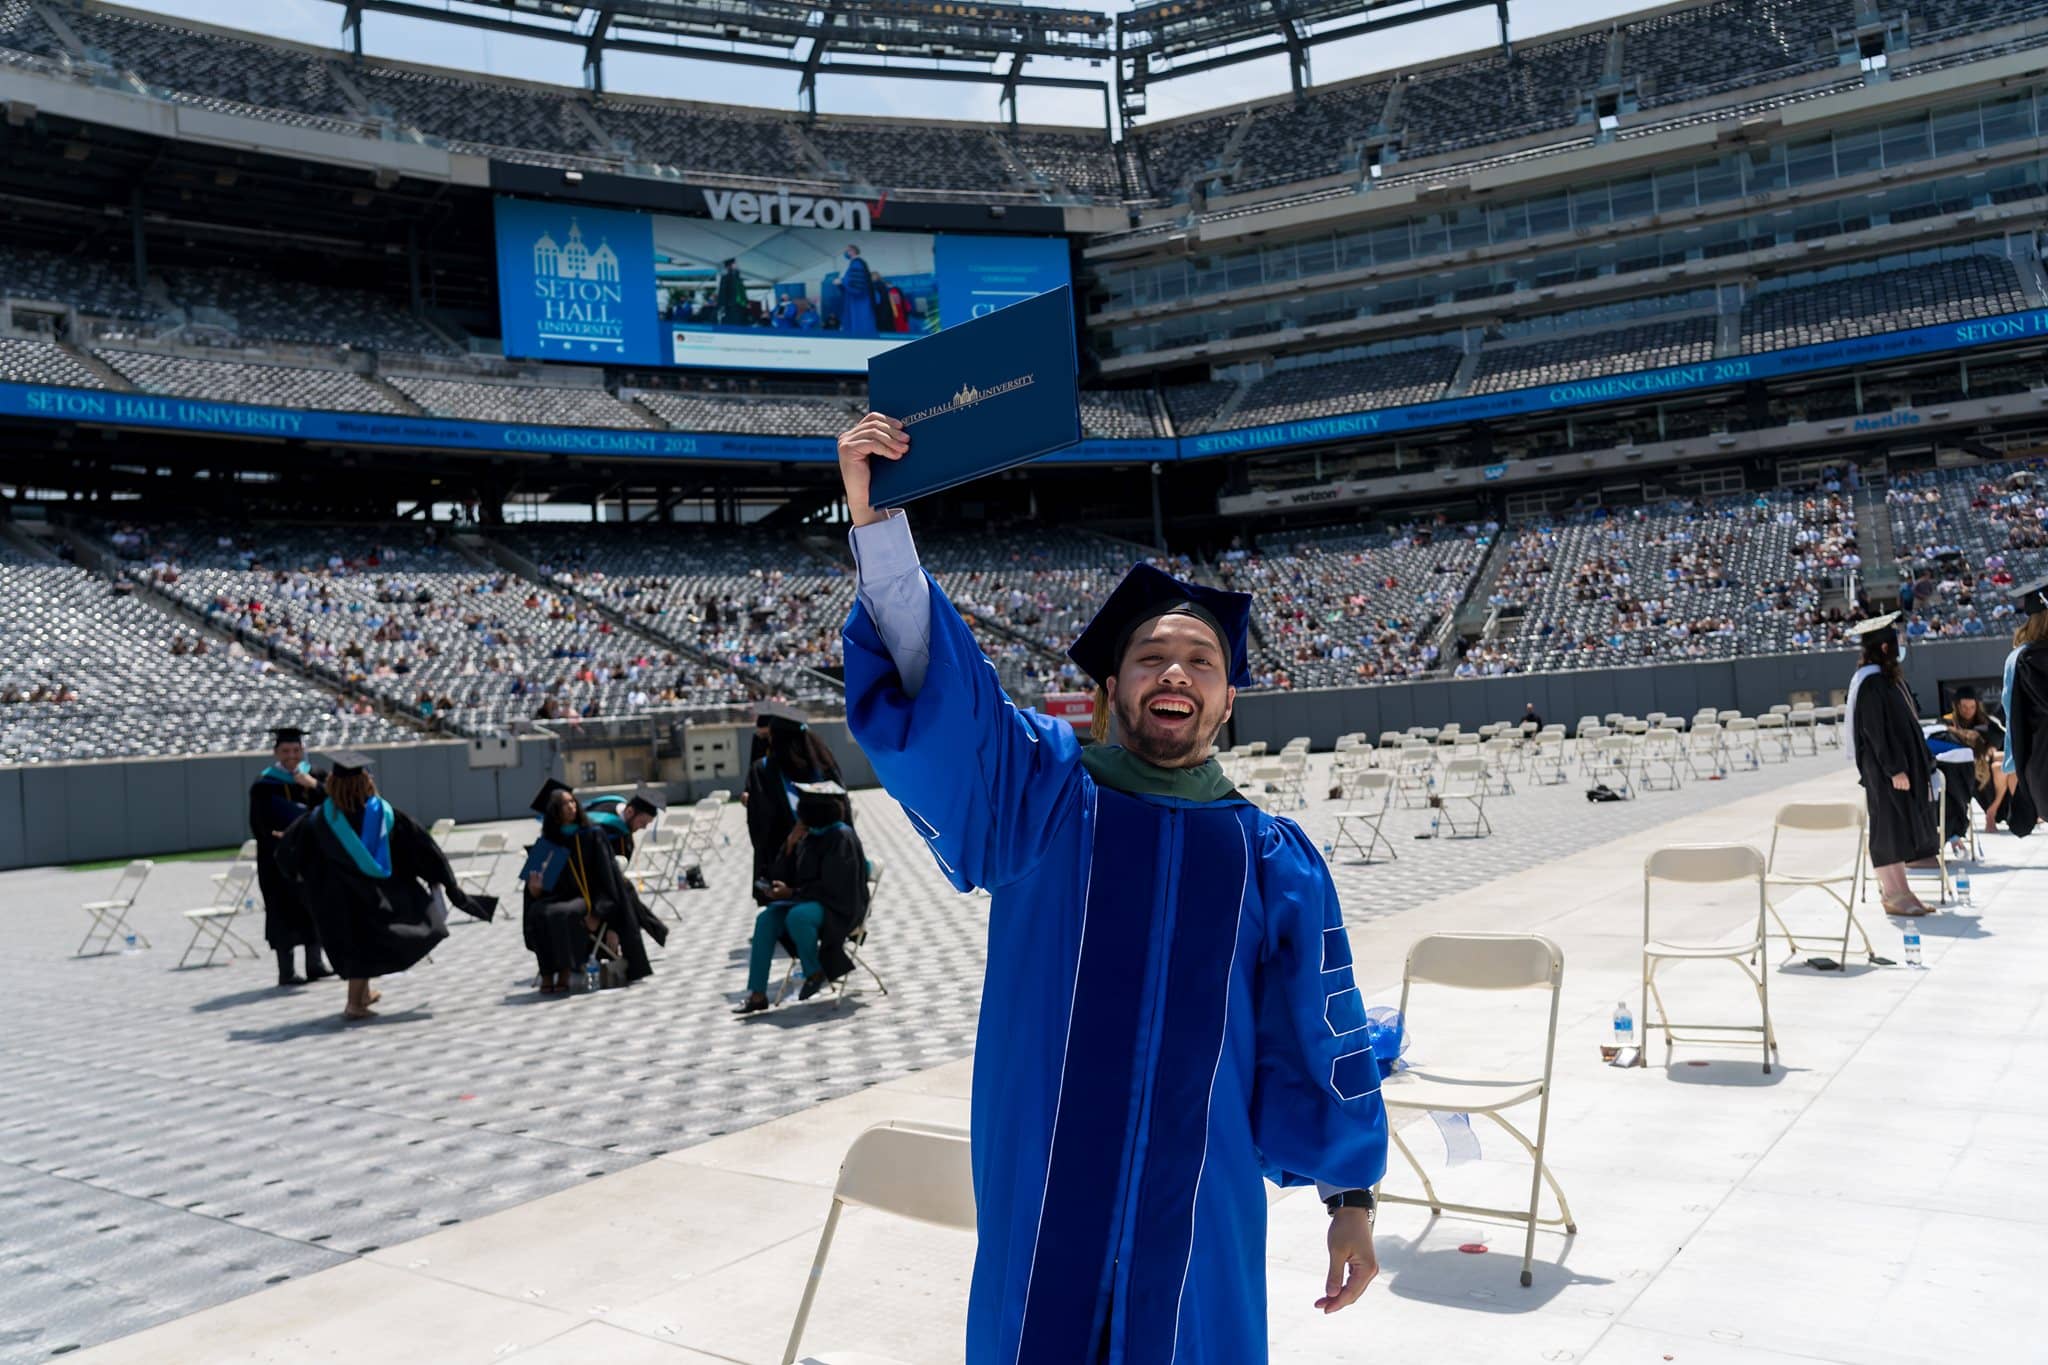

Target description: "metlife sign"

left=492, top=197, right=660, bottom=363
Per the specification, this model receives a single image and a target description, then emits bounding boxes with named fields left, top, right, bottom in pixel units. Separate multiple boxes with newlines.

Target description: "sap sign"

left=494, top=197, right=660, bottom=364
left=704, top=187, right=874, bottom=231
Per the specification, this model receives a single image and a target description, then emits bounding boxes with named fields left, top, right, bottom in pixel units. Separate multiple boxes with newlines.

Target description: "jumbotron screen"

left=493, top=193, right=1071, bottom=374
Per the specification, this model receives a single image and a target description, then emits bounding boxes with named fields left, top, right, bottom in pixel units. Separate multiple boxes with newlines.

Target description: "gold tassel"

left=1089, top=684, right=1111, bottom=745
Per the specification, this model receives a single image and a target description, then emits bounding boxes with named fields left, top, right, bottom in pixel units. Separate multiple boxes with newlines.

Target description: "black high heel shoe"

left=731, top=993, right=771, bottom=1015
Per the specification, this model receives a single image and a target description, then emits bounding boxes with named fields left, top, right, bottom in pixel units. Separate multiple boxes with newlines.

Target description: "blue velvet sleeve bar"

left=1250, top=815, right=1390, bottom=1195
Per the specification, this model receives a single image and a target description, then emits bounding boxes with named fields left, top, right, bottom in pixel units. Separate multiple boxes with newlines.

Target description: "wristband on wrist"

left=1324, top=1188, right=1375, bottom=1215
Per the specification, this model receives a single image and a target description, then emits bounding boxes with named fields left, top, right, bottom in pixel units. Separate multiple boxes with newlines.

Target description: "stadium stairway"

left=1855, top=478, right=1900, bottom=602
left=58, top=343, right=134, bottom=392
left=364, top=374, right=425, bottom=415
left=459, top=531, right=776, bottom=701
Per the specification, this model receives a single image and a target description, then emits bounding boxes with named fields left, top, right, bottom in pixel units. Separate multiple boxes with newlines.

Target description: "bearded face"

left=1106, top=612, right=1235, bottom=768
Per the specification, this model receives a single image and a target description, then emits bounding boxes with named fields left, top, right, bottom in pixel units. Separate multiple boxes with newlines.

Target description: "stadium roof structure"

left=328, top=0, right=1117, bottom=121
left=1115, top=0, right=1508, bottom=118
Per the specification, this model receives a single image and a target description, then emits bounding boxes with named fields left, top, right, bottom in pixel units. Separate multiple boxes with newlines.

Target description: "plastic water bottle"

left=122, top=933, right=139, bottom=955
left=1954, top=869, right=1972, bottom=906
left=1902, top=927, right=1923, bottom=968
left=1322, top=840, right=1335, bottom=860
left=583, top=954, right=600, bottom=993
left=1613, top=999, right=1635, bottom=1048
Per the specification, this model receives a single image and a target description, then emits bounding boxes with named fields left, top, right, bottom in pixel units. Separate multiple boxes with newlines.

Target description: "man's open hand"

left=1317, top=1207, right=1378, bottom=1314
left=836, top=412, right=908, bottom=528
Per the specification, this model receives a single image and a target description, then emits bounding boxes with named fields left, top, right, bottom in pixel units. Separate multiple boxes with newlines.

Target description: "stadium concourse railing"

left=5, top=640, right=2013, bottom=871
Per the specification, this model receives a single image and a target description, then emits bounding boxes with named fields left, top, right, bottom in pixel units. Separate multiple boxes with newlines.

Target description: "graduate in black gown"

left=1845, top=613, right=1938, bottom=915
left=521, top=782, right=653, bottom=993
left=1999, top=576, right=2048, bottom=838
left=743, top=705, right=846, bottom=906
left=581, top=785, right=673, bottom=947
left=248, top=726, right=332, bottom=987
left=274, top=751, right=496, bottom=1021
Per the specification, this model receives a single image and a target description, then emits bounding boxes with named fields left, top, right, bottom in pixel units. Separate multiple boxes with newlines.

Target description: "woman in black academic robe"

left=522, top=788, right=652, bottom=993
left=1848, top=618, right=1938, bottom=915
left=2000, top=586, right=2048, bottom=837
left=274, top=755, right=496, bottom=1021
left=743, top=714, right=845, bottom=906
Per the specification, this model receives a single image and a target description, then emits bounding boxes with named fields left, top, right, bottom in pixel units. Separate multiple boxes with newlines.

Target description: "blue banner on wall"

left=0, top=383, right=1172, bottom=466
left=494, top=197, right=661, bottom=365
left=1180, top=307, right=2048, bottom=460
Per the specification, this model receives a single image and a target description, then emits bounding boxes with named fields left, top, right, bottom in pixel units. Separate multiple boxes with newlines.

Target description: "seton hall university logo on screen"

left=529, top=218, right=625, bottom=354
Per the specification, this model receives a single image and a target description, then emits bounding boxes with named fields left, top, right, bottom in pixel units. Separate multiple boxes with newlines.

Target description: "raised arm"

left=838, top=414, right=1081, bottom=892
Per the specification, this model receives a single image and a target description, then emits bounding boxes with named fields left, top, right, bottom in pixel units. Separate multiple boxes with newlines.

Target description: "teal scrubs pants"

left=748, top=900, right=825, bottom=993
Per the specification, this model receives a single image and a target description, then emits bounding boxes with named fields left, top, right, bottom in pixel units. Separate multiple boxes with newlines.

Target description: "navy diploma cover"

left=866, top=284, right=1082, bottom=506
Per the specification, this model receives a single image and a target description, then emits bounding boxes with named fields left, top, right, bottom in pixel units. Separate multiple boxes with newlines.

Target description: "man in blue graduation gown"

left=835, top=412, right=1388, bottom=1364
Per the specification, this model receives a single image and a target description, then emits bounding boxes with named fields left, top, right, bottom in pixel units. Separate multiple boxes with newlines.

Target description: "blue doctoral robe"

left=846, top=575, right=1388, bottom=1365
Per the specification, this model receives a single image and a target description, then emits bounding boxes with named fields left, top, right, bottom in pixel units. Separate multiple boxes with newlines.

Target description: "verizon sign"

left=703, top=187, right=876, bottom=231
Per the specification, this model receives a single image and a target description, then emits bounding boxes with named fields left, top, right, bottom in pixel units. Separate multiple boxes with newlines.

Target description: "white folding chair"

left=783, top=1121, right=975, bottom=1365
left=1641, top=845, right=1777, bottom=1073
left=1787, top=707, right=1819, bottom=756
left=1480, top=736, right=1518, bottom=795
left=1723, top=715, right=1762, bottom=771
left=1280, top=735, right=1311, bottom=756
left=679, top=797, right=730, bottom=866
left=1637, top=727, right=1684, bottom=791
left=1593, top=735, right=1636, bottom=798
left=1330, top=771, right=1399, bottom=863
left=1764, top=802, right=1878, bottom=964
left=1275, top=751, right=1310, bottom=808
left=428, top=817, right=457, bottom=847
left=1576, top=724, right=1612, bottom=776
left=1529, top=728, right=1569, bottom=785
left=624, top=833, right=688, bottom=921
left=1813, top=704, right=1843, bottom=748
left=1683, top=722, right=1725, bottom=780
left=1436, top=757, right=1491, bottom=838
left=455, top=831, right=508, bottom=899
left=78, top=860, right=154, bottom=956
left=1754, top=712, right=1791, bottom=763
left=177, top=858, right=261, bottom=968
left=1377, top=933, right=1575, bottom=1288
left=1393, top=742, right=1438, bottom=809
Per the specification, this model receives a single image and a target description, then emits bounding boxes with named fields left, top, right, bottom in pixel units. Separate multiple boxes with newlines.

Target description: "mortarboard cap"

left=792, top=779, right=847, bottom=797
left=755, top=700, right=807, bottom=732
left=1846, top=612, right=1900, bottom=638
left=529, top=777, right=573, bottom=816
left=271, top=726, right=305, bottom=746
left=1068, top=562, right=1254, bottom=690
left=2013, top=574, right=2048, bottom=615
left=324, top=750, right=374, bottom=776
left=626, top=784, right=666, bottom=818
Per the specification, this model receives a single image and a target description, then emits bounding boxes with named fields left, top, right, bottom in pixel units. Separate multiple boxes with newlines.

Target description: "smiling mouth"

left=1146, top=696, right=1197, bottom=721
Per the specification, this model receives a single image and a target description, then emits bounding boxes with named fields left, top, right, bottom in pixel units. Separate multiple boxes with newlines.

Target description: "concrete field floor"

left=8, top=737, right=2033, bottom=1364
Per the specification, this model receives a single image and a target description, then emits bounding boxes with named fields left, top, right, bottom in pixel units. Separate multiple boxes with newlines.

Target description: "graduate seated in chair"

left=580, top=785, right=673, bottom=948
left=732, top=781, right=868, bottom=1013
left=521, top=781, right=656, bottom=993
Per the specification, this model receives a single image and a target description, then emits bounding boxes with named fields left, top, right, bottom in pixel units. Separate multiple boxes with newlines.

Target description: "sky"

left=114, top=0, right=1654, bottom=129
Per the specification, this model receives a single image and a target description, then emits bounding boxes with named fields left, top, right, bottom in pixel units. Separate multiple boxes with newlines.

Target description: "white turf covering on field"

left=29, top=747, right=2046, bottom=1365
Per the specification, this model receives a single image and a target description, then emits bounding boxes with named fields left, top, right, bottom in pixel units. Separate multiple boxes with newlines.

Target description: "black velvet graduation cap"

left=325, top=750, right=374, bottom=776
left=2013, top=574, right=2048, bottom=616
left=270, top=726, right=305, bottom=746
left=1068, top=562, right=1254, bottom=690
left=529, top=777, right=573, bottom=815
left=755, top=700, right=807, bottom=732
left=626, top=784, right=666, bottom=818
